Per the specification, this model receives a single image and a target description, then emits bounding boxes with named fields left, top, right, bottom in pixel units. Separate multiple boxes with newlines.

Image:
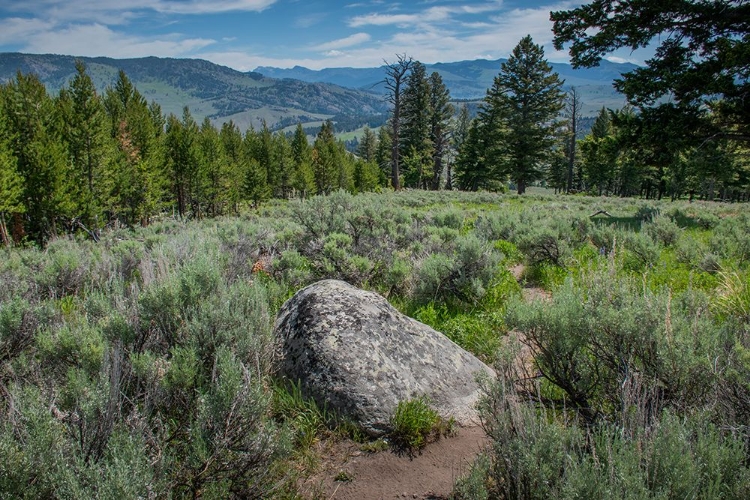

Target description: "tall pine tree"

left=486, top=35, right=565, bottom=194
left=428, top=72, right=453, bottom=190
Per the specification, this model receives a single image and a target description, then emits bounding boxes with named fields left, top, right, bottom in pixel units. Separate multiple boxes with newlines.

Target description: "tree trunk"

left=0, top=212, right=10, bottom=247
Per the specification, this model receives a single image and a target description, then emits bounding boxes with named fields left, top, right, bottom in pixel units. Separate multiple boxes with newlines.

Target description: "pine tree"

left=197, top=117, right=226, bottom=216
left=0, top=134, right=24, bottom=246
left=564, top=86, right=583, bottom=192
left=357, top=126, right=378, bottom=163
left=375, top=125, right=393, bottom=184
left=312, top=120, right=339, bottom=194
left=273, top=132, right=294, bottom=199
left=57, top=60, right=111, bottom=230
left=580, top=107, right=617, bottom=195
left=428, top=72, right=453, bottom=190
left=486, top=36, right=565, bottom=194
left=103, top=71, right=164, bottom=225
left=219, top=121, right=245, bottom=212
left=1, top=72, right=69, bottom=243
left=165, top=108, right=199, bottom=217
left=290, top=123, right=315, bottom=198
left=242, top=130, right=270, bottom=207
left=449, top=104, right=472, bottom=190
left=400, top=62, right=432, bottom=188
left=454, top=119, right=497, bottom=191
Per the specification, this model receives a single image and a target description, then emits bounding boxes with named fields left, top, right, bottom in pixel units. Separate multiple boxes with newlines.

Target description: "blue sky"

left=0, top=0, right=646, bottom=71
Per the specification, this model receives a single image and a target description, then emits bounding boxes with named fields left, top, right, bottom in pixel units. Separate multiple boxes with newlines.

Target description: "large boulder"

left=273, top=279, right=494, bottom=436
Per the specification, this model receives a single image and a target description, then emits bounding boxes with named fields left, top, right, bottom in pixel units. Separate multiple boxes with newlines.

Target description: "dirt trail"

left=509, top=263, right=552, bottom=302
left=299, top=426, right=488, bottom=500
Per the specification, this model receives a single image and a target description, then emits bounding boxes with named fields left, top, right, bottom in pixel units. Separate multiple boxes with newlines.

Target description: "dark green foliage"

left=552, top=0, right=750, bottom=143
left=458, top=36, right=564, bottom=194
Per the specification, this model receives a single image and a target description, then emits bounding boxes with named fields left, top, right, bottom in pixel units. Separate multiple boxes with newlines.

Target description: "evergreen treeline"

left=452, top=36, right=750, bottom=200
left=0, top=63, right=384, bottom=246
left=3, top=35, right=749, bottom=247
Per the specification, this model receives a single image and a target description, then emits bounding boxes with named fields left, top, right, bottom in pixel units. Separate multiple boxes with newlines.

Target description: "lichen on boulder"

left=273, top=279, right=494, bottom=436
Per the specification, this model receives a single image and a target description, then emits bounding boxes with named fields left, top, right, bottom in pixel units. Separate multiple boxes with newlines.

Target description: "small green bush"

left=644, top=214, right=682, bottom=247
left=516, top=228, right=571, bottom=267
left=413, top=234, right=500, bottom=306
left=635, top=203, right=660, bottom=222
left=390, top=396, right=446, bottom=454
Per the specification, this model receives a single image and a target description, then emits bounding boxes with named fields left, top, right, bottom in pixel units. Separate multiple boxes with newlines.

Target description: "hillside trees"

left=0, top=62, right=391, bottom=246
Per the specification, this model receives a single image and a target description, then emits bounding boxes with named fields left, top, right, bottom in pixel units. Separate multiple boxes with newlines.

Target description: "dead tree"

left=383, top=55, right=413, bottom=190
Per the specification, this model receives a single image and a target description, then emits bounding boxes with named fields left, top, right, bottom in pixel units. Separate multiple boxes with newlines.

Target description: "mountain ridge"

left=255, top=58, right=637, bottom=115
left=0, top=52, right=635, bottom=133
left=0, top=53, right=388, bottom=131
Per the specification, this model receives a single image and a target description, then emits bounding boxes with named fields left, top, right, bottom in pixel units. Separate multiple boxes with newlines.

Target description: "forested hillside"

left=0, top=53, right=387, bottom=131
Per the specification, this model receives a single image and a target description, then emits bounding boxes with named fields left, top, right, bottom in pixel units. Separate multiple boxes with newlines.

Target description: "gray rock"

left=273, top=279, right=495, bottom=436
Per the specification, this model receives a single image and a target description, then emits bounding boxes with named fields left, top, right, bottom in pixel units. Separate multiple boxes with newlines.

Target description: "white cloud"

left=153, top=0, right=277, bottom=15
left=4, top=0, right=278, bottom=24
left=21, top=23, right=215, bottom=59
left=313, top=33, right=371, bottom=51
left=0, top=17, right=56, bottom=45
left=295, top=12, right=328, bottom=28
left=185, top=2, right=595, bottom=71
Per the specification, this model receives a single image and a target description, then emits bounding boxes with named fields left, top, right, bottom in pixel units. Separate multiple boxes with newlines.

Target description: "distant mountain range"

left=0, top=53, right=388, bottom=131
left=0, top=53, right=635, bottom=133
left=255, top=58, right=637, bottom=116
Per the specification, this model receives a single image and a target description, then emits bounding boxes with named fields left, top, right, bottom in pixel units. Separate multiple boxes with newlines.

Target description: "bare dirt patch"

left=509, top=263, right=552, bottom=302
left=299, top=426, right=488, bottom=500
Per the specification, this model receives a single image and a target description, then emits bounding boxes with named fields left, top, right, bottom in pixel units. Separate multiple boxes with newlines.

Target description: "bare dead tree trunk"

left=383, top=55, right=413, bottom=190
